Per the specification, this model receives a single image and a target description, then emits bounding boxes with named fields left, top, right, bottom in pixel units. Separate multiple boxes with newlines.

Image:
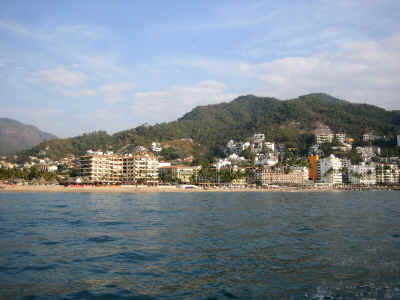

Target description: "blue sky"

left=1, top=0, right=399, bottom=137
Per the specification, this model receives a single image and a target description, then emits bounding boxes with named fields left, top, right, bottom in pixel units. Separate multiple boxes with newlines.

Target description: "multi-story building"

left=123, top=152, right=159, bottom=185
left=159, top=165, right=201, bottom=184
left=318, top=154, right=343, bottom=185
left=362, top=132, right=381, bottom=142
left=376, top=163, right=399, bottom=185
left=340, top=158, right=351, bottom=184
left=254, top=153, right=278, bottom=167
left=356, top=146, right=380, bottom=161
left=225, top=140, right=250, bottom=155
left=308, top=155, right=319, bottom=181
left=335, top=132, right=346, bottom=144
left=314, top=128, right=334, bottom=144
left=151, top=142, right=162, bottom=153
left=80, top=151, right=124, bottom=183
left=349, top=163, right=376, bottom=185
left=255, top=168, right=306, bottom=186
left=252, top=133, right=265, bottom=143
left=290, top=166, right=309, bottom=181
left=264, top=142, right=275, bottom=153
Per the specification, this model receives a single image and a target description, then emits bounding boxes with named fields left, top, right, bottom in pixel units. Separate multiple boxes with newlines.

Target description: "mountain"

left=13, top=93, right=400, bottom=162
left=0, top=118, right=57, bottom=155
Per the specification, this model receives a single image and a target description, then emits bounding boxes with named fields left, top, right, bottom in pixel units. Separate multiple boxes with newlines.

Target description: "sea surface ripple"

left=1, top=191, right=400, bottom=299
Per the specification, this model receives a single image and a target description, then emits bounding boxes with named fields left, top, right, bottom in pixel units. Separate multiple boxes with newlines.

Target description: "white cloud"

left=0, top=20, right=42, bottom=38
left=172, top=35, right=400, bottom=109
left=249, top=36, right=400, bottom=107
left=132, top=80, right=238, bottom=123
left=30, top=67, right=86, bottom=88
left=56, top=25, right=108, bottom=40
left=98, top=82, right=136, bottom=104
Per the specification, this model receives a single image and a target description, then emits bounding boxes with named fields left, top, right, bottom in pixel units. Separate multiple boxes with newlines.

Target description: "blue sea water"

left=0, top=191, right=400, bottom=300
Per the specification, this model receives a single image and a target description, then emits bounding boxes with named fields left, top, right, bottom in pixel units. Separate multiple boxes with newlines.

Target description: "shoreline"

left=0, top=184, right=397, bottom=194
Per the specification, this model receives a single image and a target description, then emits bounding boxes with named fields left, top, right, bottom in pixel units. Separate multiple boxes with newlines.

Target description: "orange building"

left=308, top=155, right=319, bottom=181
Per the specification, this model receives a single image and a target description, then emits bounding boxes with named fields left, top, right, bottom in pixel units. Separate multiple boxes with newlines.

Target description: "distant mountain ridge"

left=13, top=93, right=400, bottom=161
left=0, top=118, right=57, bottom=155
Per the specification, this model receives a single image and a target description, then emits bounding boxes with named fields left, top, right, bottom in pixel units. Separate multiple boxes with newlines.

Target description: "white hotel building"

left=79, top=150, right=159, bottom=184
left=349, top=163, right=376, bottom=185
left=318, top=154, right=343, bottom=185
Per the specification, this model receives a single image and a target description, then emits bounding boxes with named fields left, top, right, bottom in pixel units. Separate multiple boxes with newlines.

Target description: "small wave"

left=41, top=241, right=60, bottom=246
left=111, top=251, right=154, bottom=263
left=65, top=219, right=85, bottom=226
left=0, top=265, right=19, bottom=274
left=50, top=204, right=68, bottom=208
left=13, top=250, right=36, bottom=257
left=22, top=264, right=57, bottom=272
left=86, top=235, right=117, bottom=243
left=72, top=250, right=163, bottom=264
left=97, top=221, right=129, bottom=226
left=19, top=291, right=158, bottom=300
left=221, top=289, right=239, bottom=299
left=297, top=226, right=313, bottom=232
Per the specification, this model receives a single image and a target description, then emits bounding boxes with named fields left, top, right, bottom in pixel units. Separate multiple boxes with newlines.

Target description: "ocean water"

left=0, top=191, right=400, bottom=300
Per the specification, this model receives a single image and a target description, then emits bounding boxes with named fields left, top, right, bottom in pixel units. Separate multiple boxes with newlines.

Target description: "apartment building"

left=335, top=132, right=346, bottom=144
left=376, top=163, right=399, bottom=185
left=159, top=165, right=201, bottom=184
left=80, top=151, right=124, bottom=183
left=362, top=132, right=377, bottom=142
left=123, top=152, right=159, bottom=185
left=308, top=155, right=319, bottom=181
left=255, top=168, right=306, bottom=186
left=349, top=163, right=376, bottom=185
left=314, top=128, right=334, bottom=144
left=318, top=154, right=343, bottom=185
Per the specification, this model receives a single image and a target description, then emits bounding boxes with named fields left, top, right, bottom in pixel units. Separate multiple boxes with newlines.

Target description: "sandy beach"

left=0, top=184, right=331, bottom=193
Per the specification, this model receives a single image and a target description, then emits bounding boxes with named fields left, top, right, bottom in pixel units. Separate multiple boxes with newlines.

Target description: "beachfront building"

left=159, top=165, right=201, bottom=184
left=349, top=163, right=376, bottom=185
left=318, top=154, right=343, bottom=185
left=80, top=151, right=124, bottom=184
left=376, top=163, right=399, bottom=185
left=123, top=152, right=159, bottom=185
left=290, top=166, right=309, bottom=182
left=308, top=155, right=319, bottom=181
left=255, top=168, right=306, bottom=186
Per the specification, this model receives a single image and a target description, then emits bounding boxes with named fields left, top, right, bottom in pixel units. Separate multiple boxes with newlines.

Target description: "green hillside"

left=12, top=93, right=400, bottom=162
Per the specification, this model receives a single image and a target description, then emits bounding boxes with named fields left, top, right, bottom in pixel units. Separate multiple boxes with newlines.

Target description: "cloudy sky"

left=1, top=0, right=399, bottom=137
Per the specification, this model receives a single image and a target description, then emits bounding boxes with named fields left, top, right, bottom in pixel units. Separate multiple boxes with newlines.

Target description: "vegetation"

left=10, top=93, right=400, bottom=163
left=0, top=166, right=58, bottom=182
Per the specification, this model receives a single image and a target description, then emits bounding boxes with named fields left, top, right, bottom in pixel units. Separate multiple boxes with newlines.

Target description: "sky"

left=1, top=0, right=399, bottom=138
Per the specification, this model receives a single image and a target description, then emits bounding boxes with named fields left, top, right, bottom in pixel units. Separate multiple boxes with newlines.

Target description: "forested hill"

left=0, top=118, right=56, bottom=155
left=13, top=93, right=400, bottom=161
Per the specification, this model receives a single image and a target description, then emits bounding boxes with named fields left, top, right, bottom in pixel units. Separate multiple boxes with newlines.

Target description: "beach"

left=0, top=184, right=332, bottom=193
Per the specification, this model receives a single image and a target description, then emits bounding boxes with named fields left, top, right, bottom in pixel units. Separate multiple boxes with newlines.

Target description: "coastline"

left=0, top=184, right=393, bottom=194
